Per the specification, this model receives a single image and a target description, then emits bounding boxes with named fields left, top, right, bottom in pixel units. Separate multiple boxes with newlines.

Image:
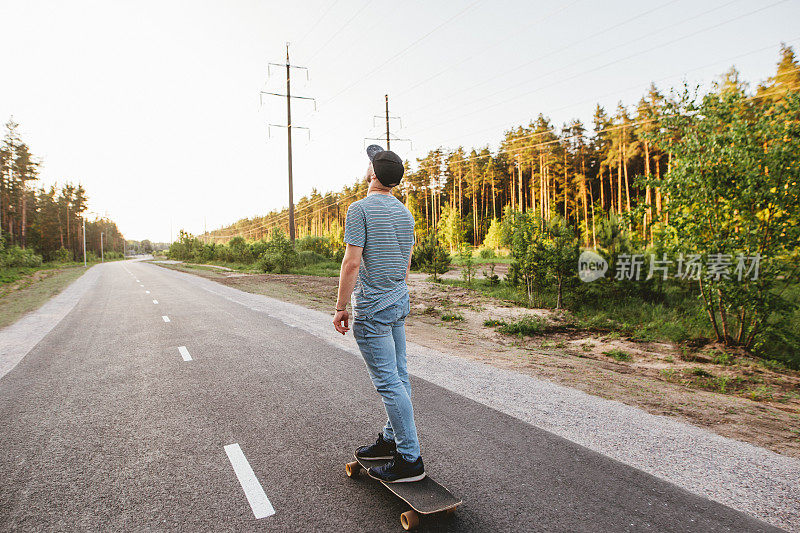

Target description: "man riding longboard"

left=333, top=145, right=425, bottom=483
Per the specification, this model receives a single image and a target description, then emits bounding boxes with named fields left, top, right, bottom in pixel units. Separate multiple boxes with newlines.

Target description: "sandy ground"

left=152, top=262, right=800, bottom=459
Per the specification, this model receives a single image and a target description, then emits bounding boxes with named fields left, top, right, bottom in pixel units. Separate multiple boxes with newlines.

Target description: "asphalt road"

left=0, top=261, right=784, bottom=532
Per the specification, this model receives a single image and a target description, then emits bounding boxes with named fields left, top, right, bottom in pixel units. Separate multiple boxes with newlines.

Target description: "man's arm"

left=333, top=243, right=363, bottom=334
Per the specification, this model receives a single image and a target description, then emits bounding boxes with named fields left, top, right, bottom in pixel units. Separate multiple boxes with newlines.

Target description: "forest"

left=0, top=119, right=126, bottom=268
left=173, top=46, right=800, bottom=366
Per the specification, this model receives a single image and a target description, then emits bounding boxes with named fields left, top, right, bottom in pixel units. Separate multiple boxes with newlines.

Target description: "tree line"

left=207, top=45, right=799, bottom=255
left=1, top=119, right=125, bottom=264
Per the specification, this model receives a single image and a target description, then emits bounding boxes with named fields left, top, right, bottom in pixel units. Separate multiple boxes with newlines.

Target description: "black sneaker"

left=368, top=455, right=425, bottom=483
left=355, top=434, right=396, bottom=460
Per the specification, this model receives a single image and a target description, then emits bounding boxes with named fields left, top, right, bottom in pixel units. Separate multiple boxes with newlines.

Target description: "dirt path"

left=152, top=261, right=800, bottom=459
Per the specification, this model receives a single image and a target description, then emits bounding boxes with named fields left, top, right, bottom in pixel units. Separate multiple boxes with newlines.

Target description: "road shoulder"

left=0, top=264, right=102, bottom=380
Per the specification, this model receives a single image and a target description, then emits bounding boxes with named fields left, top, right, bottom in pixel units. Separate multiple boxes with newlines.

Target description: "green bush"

left=441, top=312, right=464, bottom=322
left=250, top=240, right=269, bottom=259
left=296, top=250, right=327, bottom=266
left=0, top=245, right=43, bottom=268
left=412, top=232, right=450, bottom=280
left=296, top=236, right=332, bottom=258
left=51, top=247, right=72, bottom=263
left=257, top=228, right=297, bottom=273
left=478, top=247, right=496, bottom=259
left=257, top=251, right=281, bottom=273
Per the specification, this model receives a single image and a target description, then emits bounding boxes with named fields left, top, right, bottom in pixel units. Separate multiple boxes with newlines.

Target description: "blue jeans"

left=353, top=293, right=421, bottom=461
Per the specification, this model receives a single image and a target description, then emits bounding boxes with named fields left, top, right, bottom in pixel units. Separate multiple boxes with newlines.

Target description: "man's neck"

left=367, top=181, right=393, bottom=196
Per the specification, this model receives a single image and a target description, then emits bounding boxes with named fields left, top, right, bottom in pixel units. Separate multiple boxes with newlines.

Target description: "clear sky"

left=1, top=0, right=798, bottom=242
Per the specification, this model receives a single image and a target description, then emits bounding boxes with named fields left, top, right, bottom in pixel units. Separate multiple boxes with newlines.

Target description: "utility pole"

left=385, top=94, right=390, bottom=149
left=365, top=93, right=411, bottom=152
left=260, top=43, right=315, bottom=243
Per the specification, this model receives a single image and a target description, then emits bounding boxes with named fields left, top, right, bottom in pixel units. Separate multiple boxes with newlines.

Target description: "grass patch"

left=483, top=318, right=506, bottom=327
left=437, top=278, right=531, bottom=307
left=450, top=255, right=512, bottom=266
left=441, top=312, right=464, bottom=322
left=758, top=358, right=790, bottom=373
left=747, top=385, right=775, bottom=402
left=289, top=261, right=341, bottom=277
left=659, top=368, right=678, bottom=380
left=497, top=316, right=546, bottom=336
left=0, top=265, right=88, bottom=328
left=602, top=349, right=632, bottom=362
left=423, top=306, right=439, bottom=317
left=709, top=350, right=733, bottom=365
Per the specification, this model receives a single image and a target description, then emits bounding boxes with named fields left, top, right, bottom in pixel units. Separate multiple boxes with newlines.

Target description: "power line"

left=407, top=72, right=800, bottom=177
left=306, top=0, right=372, bottom=63
left=209, top=188, right=365, bottom=241
left=413, top=37, right=800, bottom=153
left=401, top=0, right=685, bottom=115
left=395, top=0, right=588, bottom=99
left=407, top=0, right=788, bottom=135
left=322, top=0, right=484, bottom=106
left=406, top=0, right=743, bottom=125
left=295, top=0, right=342, bottom=50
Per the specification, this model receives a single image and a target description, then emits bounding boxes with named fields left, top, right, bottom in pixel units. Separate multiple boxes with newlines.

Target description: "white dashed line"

left=162, top=316, right=170, bottom=323
left=178, top=346, right=192, bottom=361
left=224, top=443, right=275, bottom=519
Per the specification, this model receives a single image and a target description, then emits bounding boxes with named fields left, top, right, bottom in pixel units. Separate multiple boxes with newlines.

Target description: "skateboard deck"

left=346, top=455, right=461, bottom=530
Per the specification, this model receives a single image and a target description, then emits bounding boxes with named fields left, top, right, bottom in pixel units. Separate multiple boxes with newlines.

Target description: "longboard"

left=345, top=455, right=461, bottom=530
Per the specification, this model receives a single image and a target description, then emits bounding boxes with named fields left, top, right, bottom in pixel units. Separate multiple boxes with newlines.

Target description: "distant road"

left=0, top=260, right=784, bottom=531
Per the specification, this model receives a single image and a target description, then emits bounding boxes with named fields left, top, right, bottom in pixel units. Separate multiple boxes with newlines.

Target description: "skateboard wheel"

left=345, top=461, right=360, bottom=478
left=400, top=510, right=420, bottom=530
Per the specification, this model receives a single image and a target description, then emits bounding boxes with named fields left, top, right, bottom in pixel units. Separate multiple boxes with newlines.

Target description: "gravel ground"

left=175, top=266, right=800, bottom=532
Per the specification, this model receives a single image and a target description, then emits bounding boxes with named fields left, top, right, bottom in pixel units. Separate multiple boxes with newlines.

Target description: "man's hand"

left=333, top=308, right=350, bottom=335
left=335, top=244, right=362, bottom=335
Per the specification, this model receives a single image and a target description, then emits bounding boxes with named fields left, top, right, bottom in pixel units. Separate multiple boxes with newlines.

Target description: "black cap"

left=366, top=144, right=404, bottom=187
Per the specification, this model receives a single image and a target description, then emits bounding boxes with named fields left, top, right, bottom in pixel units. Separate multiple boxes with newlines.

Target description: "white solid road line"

left=178, top=346, right=192, bottom=361
left=162, top=316, right=170, bottom=323
left=153, top=300, right=159, bottom=304
left=224, top=443, right=275, bottom=519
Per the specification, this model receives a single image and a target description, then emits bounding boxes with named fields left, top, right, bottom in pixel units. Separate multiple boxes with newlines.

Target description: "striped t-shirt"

left=344, top=193, right=415, bottom=319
